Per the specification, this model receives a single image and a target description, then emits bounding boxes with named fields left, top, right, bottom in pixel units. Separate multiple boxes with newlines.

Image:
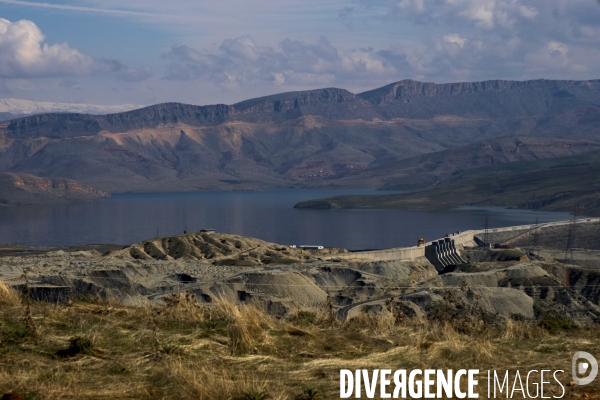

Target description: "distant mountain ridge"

left=3, top=87, right=380, bottom=139
left=0, top=98, right=143, bottom=116
left=358, top=78, right=600, bottom=119
left=0, top=78, right=599, bottom=193
left=359, top=79, right=600, bottom=102
left=5, top=79, right=600, bottom=137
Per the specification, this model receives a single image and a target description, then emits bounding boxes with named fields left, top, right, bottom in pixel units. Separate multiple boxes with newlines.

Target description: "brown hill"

left=0, top=172, right=109, bottom=206
left=0, top=79, right=599, bottom=192
left=295, top=150, right=600, bottom=215
left=109, top=232, right=347, bottom=265
left=313, top=136, right=600, bottom=190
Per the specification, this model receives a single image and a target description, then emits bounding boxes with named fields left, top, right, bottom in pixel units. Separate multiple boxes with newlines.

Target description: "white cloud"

left=0, top=18, right=97, bottom=78
left=163, top=36, right=400, bottom=89
left=524, top=41, right=598, bottom=75
left=454, top=1, right=496, bottom=28
left=518, top=5, right=538, bottom=19
left=364, top=0, right=600, bottom=82
left=0, top=18, right=153, bottom=82
left=396, top=0, right=541, bottom=29
left=443, top=34, right=466, bottom=48
left=547, top=41, right=568, bottom=56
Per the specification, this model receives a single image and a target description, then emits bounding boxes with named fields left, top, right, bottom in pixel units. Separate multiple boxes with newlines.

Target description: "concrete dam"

left=324, top=217, right=600, bottom=271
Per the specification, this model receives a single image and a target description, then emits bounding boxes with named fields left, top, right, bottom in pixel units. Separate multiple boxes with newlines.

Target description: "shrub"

left=0, top=318, right=35, bottom=345
left=538, top=312, right=579, bottom=334
left=295, top=311, right=317, bottom=325
left=56, top=335, right=94, bottom=357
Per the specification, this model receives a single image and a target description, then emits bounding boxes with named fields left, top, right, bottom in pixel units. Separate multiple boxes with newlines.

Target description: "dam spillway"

left=425, top=237, right=467, bottom=272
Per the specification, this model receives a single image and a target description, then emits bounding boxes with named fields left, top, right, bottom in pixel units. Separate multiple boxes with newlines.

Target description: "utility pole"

left=532, top=217, right=540, bottom=259
left=480, top=215, right=491, bottom=263
left=564, top=205, right=579, bottom=267
left=483, top=215, right=490, bottom=247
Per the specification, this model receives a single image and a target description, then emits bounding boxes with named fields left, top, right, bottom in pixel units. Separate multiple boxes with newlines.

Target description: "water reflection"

left=0, top=190, right=574, bottom=250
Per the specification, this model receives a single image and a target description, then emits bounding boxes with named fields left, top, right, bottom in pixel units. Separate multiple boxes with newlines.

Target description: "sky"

left=1, top=0, right=600, bottom=106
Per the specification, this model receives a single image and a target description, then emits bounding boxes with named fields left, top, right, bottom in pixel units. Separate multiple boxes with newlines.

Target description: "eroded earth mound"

left=109, top=232, right=347, bottom=264
left=2, top=232, right=600, bottom=324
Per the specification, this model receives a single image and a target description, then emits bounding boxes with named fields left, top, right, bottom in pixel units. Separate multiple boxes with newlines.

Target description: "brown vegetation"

left=1, top=279, right=599, bottom=399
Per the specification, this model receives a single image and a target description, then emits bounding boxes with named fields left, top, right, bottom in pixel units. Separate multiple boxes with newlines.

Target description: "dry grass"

left=0, top=279, right=20, bottom=306
left=216, top=298, right=274, bottom=355
left=0, top=293, right=599, bottom=399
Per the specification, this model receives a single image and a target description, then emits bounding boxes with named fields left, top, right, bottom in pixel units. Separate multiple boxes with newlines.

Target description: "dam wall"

left=325, top=230, right=479, bottom=262
left=479, top=217, right=600, bottom=245
left=326, top=245, right=425, bottom=262
left=444, top=230, right=478, bottom=248
left=484, top=217, right=600, bottom=235
left=324, top=217, right=600, bottom=263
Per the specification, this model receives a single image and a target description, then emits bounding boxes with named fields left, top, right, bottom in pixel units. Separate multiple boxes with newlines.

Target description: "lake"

left=0, top=189, right=575, bottom=250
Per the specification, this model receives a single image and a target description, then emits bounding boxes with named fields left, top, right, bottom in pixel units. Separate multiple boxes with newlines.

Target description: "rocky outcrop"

left=231, top=88, right=378, bottom=121
left=0, top=173, right=109, bottom=205
left=4, top=103, right=234, bottom=138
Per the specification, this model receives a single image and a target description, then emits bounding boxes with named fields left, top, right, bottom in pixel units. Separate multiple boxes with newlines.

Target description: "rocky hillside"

left=0, top=173, right=109, bottom=205
left=0, top=79, right=599, bottom=192
left=314, top=136, right=600, bottom=190
left=295, top=149, right=600, bottom=215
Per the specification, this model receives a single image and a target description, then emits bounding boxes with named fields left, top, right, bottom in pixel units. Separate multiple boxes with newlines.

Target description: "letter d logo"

left=572, top=351, right=598, bottom=385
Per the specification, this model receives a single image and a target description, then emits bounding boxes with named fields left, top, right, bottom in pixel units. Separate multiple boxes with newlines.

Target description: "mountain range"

left=0, top=98, right=143, bottom=122
left=0, top=78, right=599, bottom=209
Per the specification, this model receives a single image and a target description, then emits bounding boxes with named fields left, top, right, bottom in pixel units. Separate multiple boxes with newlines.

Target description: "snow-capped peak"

left=0, top=98, right=143, bottom=115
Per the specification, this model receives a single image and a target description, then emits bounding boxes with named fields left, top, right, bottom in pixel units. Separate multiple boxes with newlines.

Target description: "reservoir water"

left=0, top=189, right=575, bottom=250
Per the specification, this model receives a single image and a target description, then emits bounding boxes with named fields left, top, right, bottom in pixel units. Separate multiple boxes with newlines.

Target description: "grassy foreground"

left=1, top=280, right=599, bottom=399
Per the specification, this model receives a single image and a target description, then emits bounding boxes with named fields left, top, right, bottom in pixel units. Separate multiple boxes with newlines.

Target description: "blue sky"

left=1, top=0, right=600, bottom=106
